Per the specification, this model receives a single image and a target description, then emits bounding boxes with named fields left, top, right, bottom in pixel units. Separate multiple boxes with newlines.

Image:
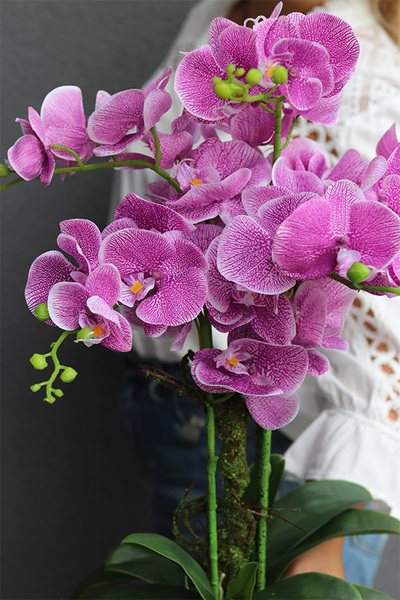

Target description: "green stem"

left=273, top=100, right=283, bottom=163
left=206, top=403, right=219, bottom=600
left=329, top=272, right=400, bottom=295
left=150, top=127, right=162, bottom=168
left=52, top=144, right=84, bottom=168
left=255, top=426, right=272, bottom=591
left=197, top=309, right=218, bottom=599
left=280, top=117, right=298, bottom=151
left=1, top=158, right=183, bottom=194
left=0, top=176, right=24, bottom=191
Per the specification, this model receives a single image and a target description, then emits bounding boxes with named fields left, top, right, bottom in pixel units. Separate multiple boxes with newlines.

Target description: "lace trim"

left=346, top=296, right=400, bottom=430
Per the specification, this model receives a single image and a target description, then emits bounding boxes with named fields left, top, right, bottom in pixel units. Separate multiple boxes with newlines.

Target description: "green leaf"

left=82, top=582, right=200, bottom=599
left=265, top=480, right=372, bottom=576
left=268, top=454, right=285, bottom=506
left=226, top=562, right=258, bottom=599
left=267, top=508, right=400, bottom=581
left=120, top=533, right=214, bottom=600
left=353, top=584, right=393, bottom=600
left=70, top=567, right=136, bottom=599
left=105, top=543, right=186, bottom=586
left=253, top=572, right=362, bottom=599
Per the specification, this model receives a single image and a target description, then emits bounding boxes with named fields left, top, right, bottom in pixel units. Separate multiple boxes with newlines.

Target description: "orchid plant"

left=2, top=2, right=400, bottom=599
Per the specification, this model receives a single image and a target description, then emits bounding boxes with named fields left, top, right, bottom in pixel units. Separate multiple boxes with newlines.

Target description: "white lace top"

left=111, top=0, right=400, bottom=517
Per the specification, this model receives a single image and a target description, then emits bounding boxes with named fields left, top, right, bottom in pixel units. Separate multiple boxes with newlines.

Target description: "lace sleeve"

left=284, top=293, right=400, bottom=517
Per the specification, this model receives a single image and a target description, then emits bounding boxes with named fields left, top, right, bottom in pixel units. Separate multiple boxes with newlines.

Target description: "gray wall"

left=1, top=2, right=197, bottom=599
left=1, top=1, right=399, bottom=599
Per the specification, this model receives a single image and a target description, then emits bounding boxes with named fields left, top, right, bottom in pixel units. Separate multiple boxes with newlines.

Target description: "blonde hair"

left=228, top=0, right=400, bottom=45
left=371, top=0, right=400, bottom=45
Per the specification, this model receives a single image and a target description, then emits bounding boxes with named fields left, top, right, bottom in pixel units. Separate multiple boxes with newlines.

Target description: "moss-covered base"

left=214, top=396, right=256, bottom=580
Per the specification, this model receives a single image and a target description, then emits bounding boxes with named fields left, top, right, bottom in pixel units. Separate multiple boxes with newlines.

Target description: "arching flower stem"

left=197, top=309, right=219, bottom=599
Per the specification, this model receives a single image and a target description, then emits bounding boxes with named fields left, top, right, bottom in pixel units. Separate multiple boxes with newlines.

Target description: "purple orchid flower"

left=191, top=338, right=308, bottom=429
left=206, top=236, right=296, bottom=342
left=8, top=86, right=95, bottom=186
left=145, top=111, right=201, bottom=170
left=120, top=305, right=192, bottom=350
left=87, top=68, right=173, bottom=156
left=376, top=129, right=400, bottom=217
left=99, top=228, right=207, bottom=327
left=166, top=138, right=271, bottom=223
left=272, top=137, right=331, bottom=195
left=48, top=263, right=132, bottom=352
left=106, top=192, right=195, bottom=236
left=272, top=180, right=400, bottom=280
left=25, top=219, right=103, bottom=323
left=217, top=187, right=316, bottom=294
left=291, top=277, right=357, bottom=375
left=175, top=17, right=261, bottom=122
left=254, top=11, right=360, bottom=124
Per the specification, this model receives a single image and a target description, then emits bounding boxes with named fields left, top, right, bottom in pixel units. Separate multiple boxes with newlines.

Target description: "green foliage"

left=226, top=562, right=258, bottom=599
left=253, top=572, right=363, bottom=599
left=119, top=533, right=215, bottom=600
left=105, top=543, right=186, bottom=586
left=265, top=480, right=372, bottom=577
left=267, top=508, right=400, bottom=581
left=71, top=483, right=399, bottom=600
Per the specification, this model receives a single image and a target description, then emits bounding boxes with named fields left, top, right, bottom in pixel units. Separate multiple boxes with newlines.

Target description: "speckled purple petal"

left=48, top=281, right=88, bottom=330
left=39, top=150, right=56, bottom=187
left=101, top=218, right=137, bottom=239
left=175, top=45, right=226, bottom=122
left=7, top=135, right=45, bottom=181
left=41, top=86, right=86, bottom=132
left=99, top=228, right=175, bottom=276
left=87, top=88, right=144, bottom=144
left=376, top=124, right=398, bottom=159
left=348, top=200, right=400, bottom=268
left=272, top=197, right=336, bottom=278
left=252, top=295, right=296, bottom=345
left=298, top=12, right=359, bottom=83
left=306, top=349, right=330, bottom=376
left=215, top=23, right=259, bottom=72
left=182, top=224, right=223, bottom=254
left=85, top=264, right=122, bottom=307
left=245, top=393, right=300, bottom=430
left=101, top=313, right=132, bottom=352
left=136, top=268, right=207, bottom=326
left=25, top=251, right=77, bottom=322
left=57, top=219, right=102, bottom=272
left=143, top=88, right=172, bottom=132
left=115, top=193, right=194, bottom=233
left=218, top=215, right=295, bottom=294
left=193, top=138, right=270, bottom=185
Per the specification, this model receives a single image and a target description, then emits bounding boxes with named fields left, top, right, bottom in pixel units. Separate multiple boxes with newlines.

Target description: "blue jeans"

left=121, top=357, right=387, bottom=587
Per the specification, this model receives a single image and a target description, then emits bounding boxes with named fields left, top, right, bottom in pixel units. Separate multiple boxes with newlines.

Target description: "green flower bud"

left=347, top=262, right=371, bottom=284
left=0, top=163, right=10, bottom=177
left=235, top=67, right=245, bottom=77
left=34, top=303, right=50, bottom=322
left=60, top=367, right=78, bottom=383
left=212, top=76, right=222, bottom=84
left=227, top=64, right=236, bottom=76
left=213, top=82, right=231, bottom=99
left=30, top=383, right=41, bottom=392
left=53, top=389, right=64, bottom=398
left=245, top=68, right=263, bottom=85
left=30, top=353, right=48, bottom=370
left=271, top=66, right=288, bottom=84
left=76, top=326, right=92, bottom=340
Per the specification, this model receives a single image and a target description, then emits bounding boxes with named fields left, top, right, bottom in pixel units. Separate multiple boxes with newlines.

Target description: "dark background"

left=1, top=1, right=399, bottom=599
left=1, top=2, right=197, bottom=598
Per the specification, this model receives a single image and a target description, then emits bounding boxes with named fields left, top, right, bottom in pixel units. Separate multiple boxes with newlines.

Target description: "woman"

left=111, top=0, right=400, bottom=586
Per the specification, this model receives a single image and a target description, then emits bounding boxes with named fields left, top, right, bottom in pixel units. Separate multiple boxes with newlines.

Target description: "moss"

left=214, top=396, right=256, bottom=579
